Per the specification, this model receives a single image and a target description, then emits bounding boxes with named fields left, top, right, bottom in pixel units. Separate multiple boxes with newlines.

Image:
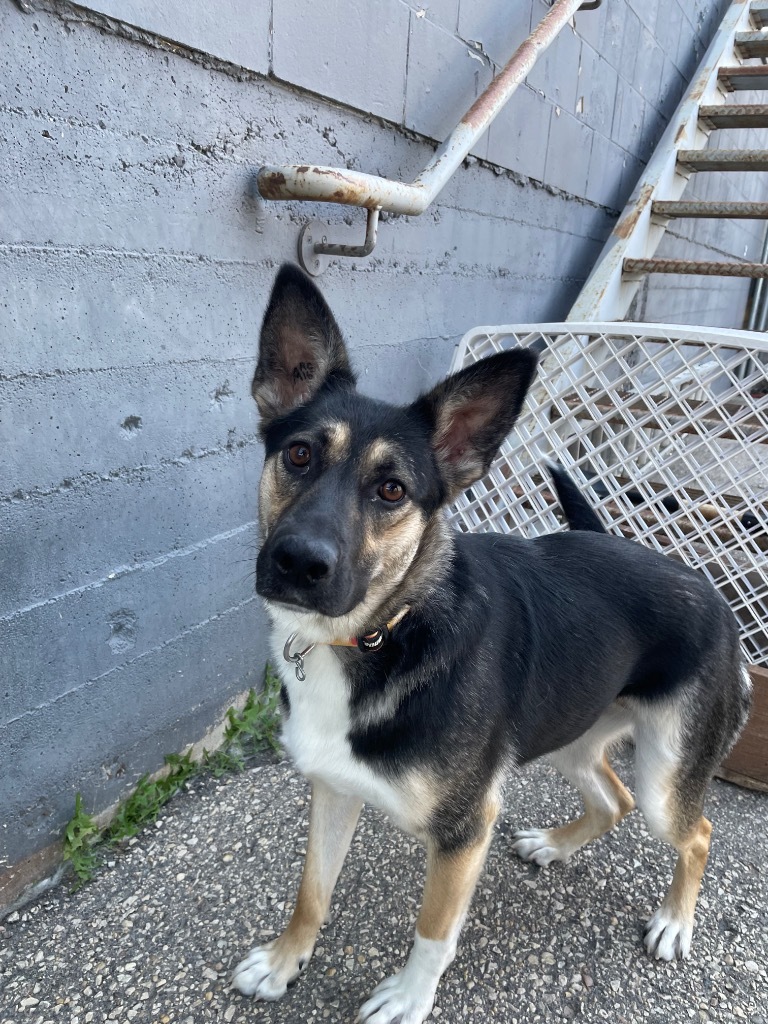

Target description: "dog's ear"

left=252, top=264, right=356, bottom=422
left=413, top=349, right=538, bottom=501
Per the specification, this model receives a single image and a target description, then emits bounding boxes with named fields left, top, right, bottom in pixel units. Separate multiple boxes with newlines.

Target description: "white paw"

left=643, top=907, right=693, bottom=961
left=512, top=828, right=567, bottom=866
left=231, top=942, right=310, bottom=1000
left=357, top=972, right=435, bottom=1024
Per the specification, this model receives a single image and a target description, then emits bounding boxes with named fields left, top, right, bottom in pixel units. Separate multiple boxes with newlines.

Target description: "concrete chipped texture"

left=3, top=0, right=767, bottom=888
left=1, top=753, right=766, bottom=1023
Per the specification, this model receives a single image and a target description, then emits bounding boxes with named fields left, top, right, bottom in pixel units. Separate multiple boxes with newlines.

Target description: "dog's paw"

left=512, top=828, right=567, bottom=866
left=231, top=941, right=310, bottom=1000
left=357, top=972, right=435, bottom=1024
left=643, top=908, right=693, bottom=961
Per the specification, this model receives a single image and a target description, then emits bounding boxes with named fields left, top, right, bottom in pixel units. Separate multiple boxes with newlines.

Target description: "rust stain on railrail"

left=689, top=65, right=717, bottom=103
left=259, top=167, right=385, bottom=208
left=258, top=171, right=287, bottom=199
left=614, top=183, right=655, bottom=239
left=463, top=37, right=537, bottom=129
left=463, top=1, right=570, bottom=130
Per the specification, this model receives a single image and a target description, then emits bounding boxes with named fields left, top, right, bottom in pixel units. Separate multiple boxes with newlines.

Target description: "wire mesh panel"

left=448, top=323, right=768, bottom=666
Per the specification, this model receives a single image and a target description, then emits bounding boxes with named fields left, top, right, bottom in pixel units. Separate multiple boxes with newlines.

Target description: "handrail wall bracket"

left=298, top=209, right=380, bottom=277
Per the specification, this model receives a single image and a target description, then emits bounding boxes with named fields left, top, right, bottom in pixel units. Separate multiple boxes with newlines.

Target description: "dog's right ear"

left=252, top=264, right=356, bottom=422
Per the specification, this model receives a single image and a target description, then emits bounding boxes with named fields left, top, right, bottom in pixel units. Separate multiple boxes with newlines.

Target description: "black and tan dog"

left=232, top=264, right=751, bottom=1024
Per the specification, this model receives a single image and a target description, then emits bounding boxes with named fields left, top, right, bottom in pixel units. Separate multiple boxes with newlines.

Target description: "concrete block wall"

left=2, top=0, right=764, bottom=906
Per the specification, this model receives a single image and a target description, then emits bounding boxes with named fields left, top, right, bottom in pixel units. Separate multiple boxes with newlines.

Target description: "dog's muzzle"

left=256, top=530, right=364, bottom=616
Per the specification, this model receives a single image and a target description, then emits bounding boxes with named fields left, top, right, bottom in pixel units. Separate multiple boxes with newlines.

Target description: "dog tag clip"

left=283, top=632, right=315, bottom=682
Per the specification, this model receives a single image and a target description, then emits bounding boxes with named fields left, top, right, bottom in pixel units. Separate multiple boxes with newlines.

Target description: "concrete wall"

left=2, top=0, right=764, bottom=905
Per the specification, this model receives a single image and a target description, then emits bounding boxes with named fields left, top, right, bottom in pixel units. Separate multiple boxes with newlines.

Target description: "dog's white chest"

left=273, top=639, right=418, bottom=830
left=277, top=645, right=355, bottom=785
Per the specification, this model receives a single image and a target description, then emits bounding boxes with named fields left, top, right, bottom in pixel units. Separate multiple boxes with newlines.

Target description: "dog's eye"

left=286, top=443, right=311, bottom=468
left=378, top=480, right=405, bottom=503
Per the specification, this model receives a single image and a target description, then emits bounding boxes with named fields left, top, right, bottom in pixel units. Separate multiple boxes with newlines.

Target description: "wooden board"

left=717, top=665, right=768, bottom=791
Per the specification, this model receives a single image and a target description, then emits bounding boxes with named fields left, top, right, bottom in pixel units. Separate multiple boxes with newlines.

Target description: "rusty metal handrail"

left=256, top=0, right=599, bottom=273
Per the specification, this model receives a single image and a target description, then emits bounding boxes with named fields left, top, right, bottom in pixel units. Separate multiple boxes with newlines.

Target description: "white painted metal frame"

left=568, top=0, right=755, bottom=322
left=449, top=323, right=768, bottom=665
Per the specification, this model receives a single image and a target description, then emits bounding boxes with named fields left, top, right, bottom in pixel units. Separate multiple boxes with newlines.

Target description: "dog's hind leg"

left=632, top=704, right=713, bottom=961
left=513, top=704, right=634, bottom=867
left=232, top=780, right=361, bottom=1000
left=358, top=797, right=499, bottom=1024
left=642, top=813, right=711, bottom=961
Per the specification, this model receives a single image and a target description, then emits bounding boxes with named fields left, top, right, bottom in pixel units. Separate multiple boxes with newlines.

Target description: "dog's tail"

left=546, top=461, right=607, bottom=534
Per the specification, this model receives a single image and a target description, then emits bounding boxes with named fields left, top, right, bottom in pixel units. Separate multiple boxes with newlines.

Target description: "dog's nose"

left=272, top=535, right=339, bottom=587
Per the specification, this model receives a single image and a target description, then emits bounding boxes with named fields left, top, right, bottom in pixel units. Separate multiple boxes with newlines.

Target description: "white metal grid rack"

left=448, top=324, right=768, bottom=666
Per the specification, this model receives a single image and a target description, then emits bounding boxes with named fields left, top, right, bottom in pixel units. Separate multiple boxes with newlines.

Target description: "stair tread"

left=718, top=65, right=768, bottom=90
left=751, top=2, right=768, bottom=28
left=699, top=104, right=768, bottom=127
left=677, top=149, right=768, bottom=170
left=652, top=200, right=768, bottom=218
left=700, top=103, right=768, bottom=111
left=734, top=31, right=768, bottom=56
left=624, top=258, right=768, bottom=277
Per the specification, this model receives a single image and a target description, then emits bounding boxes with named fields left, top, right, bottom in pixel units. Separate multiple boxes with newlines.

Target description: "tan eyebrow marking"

left=360, top=438, right=396, bottom=474
left=322, top=421, right=351, bottom=464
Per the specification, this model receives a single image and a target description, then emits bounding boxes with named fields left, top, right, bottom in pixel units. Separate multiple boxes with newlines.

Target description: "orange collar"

left=283, top=606, right=410, bottom=680
left=327, top=605, right=411, bottom=649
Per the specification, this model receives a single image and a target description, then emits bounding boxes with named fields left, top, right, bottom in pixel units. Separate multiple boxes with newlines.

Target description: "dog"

left=231, top=264, right=751, bottom=1024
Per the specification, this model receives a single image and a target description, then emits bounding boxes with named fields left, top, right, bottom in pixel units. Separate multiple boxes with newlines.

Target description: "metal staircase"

left=570, top=0, right=768, bottom=322
left=448, top=1, right=768, bottom=676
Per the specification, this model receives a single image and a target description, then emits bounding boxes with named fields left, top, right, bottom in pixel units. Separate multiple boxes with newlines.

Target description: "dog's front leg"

left=232, top=779, right=362, bottom=1000
left=358, top=800, right=498, bottom=1024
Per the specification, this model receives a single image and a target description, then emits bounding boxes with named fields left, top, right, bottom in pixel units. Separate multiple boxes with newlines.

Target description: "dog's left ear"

left=413, top=349, right=538, bottom=501
left=252, top=264, right=356, bottom=422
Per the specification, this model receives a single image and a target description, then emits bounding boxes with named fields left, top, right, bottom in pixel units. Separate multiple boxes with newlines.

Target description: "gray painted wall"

left=2, top=0, right=764, bottom=898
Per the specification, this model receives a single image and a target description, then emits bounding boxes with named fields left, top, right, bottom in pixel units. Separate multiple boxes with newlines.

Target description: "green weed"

left=105, top=750, right=198, bottom=842
left=62, top=793, right=100, bottom=889
left=205, top=662, right=282, bottom=774
left=62, top=664, right=282, bottom=889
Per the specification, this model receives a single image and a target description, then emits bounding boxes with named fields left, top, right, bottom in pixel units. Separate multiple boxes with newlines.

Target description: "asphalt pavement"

left=2, top=750, right=766, bottom=1023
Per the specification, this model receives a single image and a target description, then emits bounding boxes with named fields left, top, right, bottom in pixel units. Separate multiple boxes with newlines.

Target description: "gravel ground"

left=1, top=751, right=766, bottom=1024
